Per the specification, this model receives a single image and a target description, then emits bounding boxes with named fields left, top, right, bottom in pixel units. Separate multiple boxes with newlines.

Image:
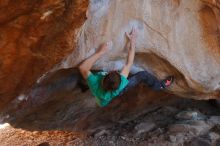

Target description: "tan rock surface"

left=59, top=0, right=220, bottom=99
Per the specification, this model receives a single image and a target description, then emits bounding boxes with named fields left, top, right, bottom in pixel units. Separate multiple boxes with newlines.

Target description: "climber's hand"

left=121, top=28, right=136, bottom=78
left=97, top=41, right=112, bottom=55
left=126, top=27, right=137, bottom=44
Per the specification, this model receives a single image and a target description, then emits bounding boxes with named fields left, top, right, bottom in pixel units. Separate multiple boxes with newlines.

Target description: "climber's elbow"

left=78, top=65, right=90, bottom=79
left=78, top=64, right=84, bottom=72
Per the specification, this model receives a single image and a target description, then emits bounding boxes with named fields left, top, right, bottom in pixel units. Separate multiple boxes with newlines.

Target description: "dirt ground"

left=0, top=125, right=86, bottom=146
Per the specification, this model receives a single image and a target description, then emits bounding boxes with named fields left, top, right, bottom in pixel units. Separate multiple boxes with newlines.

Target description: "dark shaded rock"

left=94, top=130, right=110, bottom=138
left=37, top=142, right=50, bottom=146
left=211, top=125, right=220, bottom=134
left=135, top=121, right=156, bottom=135
left=188, top=138, right=211, bottom=146
left=208, top=132, right=220, bottom=143
left=216, top=138, right=220, bottom=146
left=209, top=116, right=220, bottom=125
left=169, top=121, right=211, bottom=135
left=168, top=135, right=176, bottom=143
left=3, top=67, right=172, bottom=134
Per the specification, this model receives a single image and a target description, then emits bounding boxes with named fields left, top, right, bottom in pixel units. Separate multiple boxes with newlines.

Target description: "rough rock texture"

left=59, top=0, right=220, bottom=99
left=2, top=98, right=220, bottom=146
left=3, top=67, right=172, bottom=133
left=1, top=0, right=220, bottom=136
left=1, top=0, right=220, bottom=109
left=0, top=0, right=88, bottom=110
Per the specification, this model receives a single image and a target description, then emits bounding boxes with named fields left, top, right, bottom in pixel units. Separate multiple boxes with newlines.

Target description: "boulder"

left=1, top=0, right=220, bottom=134
left=58, top=0, right=220, bottom=100
left=0, top=0, right=88, bottom=110
left=2, top=0, right=220, bottom=111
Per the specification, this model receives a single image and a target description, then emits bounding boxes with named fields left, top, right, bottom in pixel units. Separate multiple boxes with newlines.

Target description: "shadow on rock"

left=1, top=67, right=173, bottom=134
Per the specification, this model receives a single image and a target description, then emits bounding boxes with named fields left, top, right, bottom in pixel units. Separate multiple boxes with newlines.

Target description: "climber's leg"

left=129, top=71, right=162, bottom=90
left=119, top=71, right=174, bottom=95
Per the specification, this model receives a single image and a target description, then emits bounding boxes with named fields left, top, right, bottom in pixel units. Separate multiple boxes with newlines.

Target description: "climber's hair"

left=102, top=71, right=121, bottom=91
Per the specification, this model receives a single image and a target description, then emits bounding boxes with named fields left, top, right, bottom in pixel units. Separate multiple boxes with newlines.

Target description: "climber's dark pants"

left=119, top=71, right=163, bottom=96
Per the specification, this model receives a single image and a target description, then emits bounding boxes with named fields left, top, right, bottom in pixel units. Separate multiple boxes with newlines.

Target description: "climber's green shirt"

left=87, top=71, right=129, bottom=107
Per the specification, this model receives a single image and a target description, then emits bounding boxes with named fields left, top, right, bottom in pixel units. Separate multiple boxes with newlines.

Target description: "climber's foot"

left=161, top=76, right=174, bottom=89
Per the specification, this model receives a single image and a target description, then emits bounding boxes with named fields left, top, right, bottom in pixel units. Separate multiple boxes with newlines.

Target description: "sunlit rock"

left=59, top=0, right=220, bottom=99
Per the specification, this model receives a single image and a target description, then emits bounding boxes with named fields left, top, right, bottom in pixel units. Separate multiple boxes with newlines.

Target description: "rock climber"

left=78, top=27, right=174, bottom=107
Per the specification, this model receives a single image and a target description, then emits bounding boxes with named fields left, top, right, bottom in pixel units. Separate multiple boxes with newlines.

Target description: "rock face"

left=59, top=0, right=220, bottom=99
left=0, top=0, right=88, bottom=110
left=1, top=0, right=220, bottom=135
left=0, top=0, right=220, bottom=109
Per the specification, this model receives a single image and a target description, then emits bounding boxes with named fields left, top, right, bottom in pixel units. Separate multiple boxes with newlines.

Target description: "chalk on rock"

left=87, top=48, right=96, bottom=56
left=114, top=60, right=124, bottom=69
left=106, top=41, right=113, bottom=51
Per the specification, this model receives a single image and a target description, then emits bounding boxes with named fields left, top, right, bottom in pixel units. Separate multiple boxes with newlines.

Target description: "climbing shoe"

left=161, top=76, right=174, bottom=89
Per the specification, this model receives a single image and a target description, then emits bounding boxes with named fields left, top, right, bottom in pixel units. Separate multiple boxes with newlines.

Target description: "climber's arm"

left=79, top=42, right=110, bottom=79
left=121, top=42, right=135, bottom=78
left=121, top=28, right=137, bottom=78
